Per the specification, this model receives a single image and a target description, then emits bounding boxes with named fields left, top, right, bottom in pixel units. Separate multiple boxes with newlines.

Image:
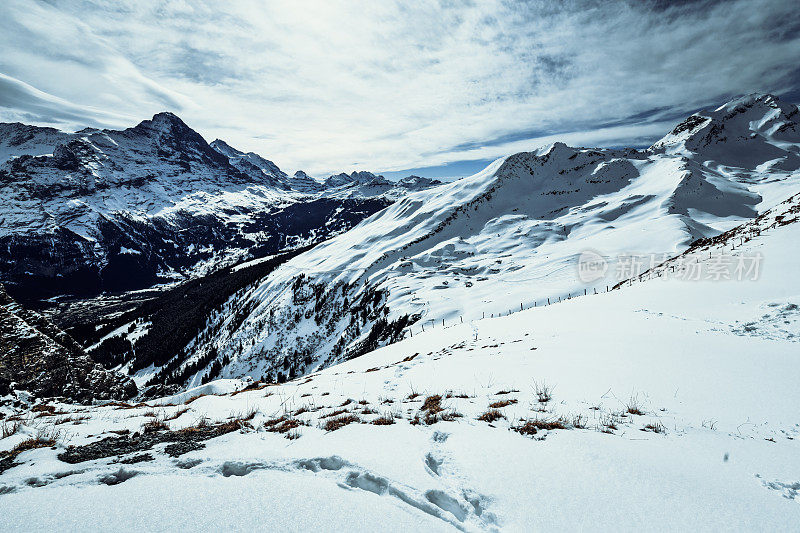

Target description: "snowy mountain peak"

left=714, top=92, right=786, bottom=114
left=396, top=175, right=442, bottom=188
left=208, top=138, right=240, bottom=158
left=651, top=93, right=800, bottom=171
left=210, top=139, right=288, bottom=185
left=141, top=111, right=191, bottom=132
left=286, top=170, right=324, bottom=193
left=324, top=171, right=388, bottom=188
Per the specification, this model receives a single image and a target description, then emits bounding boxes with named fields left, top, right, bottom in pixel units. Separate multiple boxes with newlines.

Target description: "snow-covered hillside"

left=159, top=93, right=799, bottom=387
left=2, top=189, right=798, bottom=530
left=0, top=114, right=440, bottom=302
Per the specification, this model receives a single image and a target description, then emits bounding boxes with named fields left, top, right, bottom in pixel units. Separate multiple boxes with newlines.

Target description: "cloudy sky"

left=1, top=0, right=799, bottom=178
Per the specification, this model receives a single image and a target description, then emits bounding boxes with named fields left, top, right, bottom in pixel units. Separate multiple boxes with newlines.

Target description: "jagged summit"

left=286, top=170, right=324, bottom=193
left=651, top=93, right=800, bottom=171
left=209, top=138, right=288, bottom=187
left=324, top=170, right=388, bottom=188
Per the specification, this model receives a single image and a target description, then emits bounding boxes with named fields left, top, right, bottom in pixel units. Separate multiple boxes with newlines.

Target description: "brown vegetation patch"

left=489, top=399, right=518, bottom=409
left=165, top=408, right=190, bottom=421
left=263, top=416, right=303, bottom=434
left=512, top=417, right=567, bottom=436
left=421, top=395, right=443, bottom=414
left=323, top=414, right=360, bottom=432
left=400, top=353, right=419, bottom=363
left=477, top=409, right=505, bottom=423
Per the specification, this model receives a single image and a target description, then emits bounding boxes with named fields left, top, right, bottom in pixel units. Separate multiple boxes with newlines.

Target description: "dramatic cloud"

left=1, top=0, right=799, bottom=177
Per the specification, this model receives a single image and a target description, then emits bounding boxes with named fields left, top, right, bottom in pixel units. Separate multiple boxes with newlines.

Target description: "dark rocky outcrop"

left=0, top=284, right=136, bottom=402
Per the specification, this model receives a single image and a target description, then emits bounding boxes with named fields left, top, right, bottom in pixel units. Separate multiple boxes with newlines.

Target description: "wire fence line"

left=403, top=283, right=618, bottom=338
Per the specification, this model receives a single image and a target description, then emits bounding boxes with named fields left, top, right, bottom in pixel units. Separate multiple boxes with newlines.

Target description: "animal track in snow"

left=210, top=455, right=498, bottom=531
left=758, top=475, right=800, bottom=500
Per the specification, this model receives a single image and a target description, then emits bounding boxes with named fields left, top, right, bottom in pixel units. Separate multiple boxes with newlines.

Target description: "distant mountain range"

left=0, top=113, right=441, bottom=303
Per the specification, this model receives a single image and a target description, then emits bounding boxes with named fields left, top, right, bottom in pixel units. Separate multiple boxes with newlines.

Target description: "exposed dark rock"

left=58, top=421, right=246, bottom=464
left=0, top=284, right=136, bottom=402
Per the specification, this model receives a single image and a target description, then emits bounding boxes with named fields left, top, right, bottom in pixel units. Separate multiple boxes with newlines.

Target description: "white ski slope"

left=2, top=190, right=798, bottom=531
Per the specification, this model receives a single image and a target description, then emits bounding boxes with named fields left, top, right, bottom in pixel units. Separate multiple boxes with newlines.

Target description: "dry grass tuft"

left=231, top=382, right=268, bottom=396
left=512, top=416, right=567, bottom=436
left=533, top=381, right=553, bottom=403
left=1, top=436, right=57, bottom=461
left=239, top=407, right=260, bottom=421
left=1, top=419, right=22, bottom=439
left=293, top=405, right=312, bottom=416
left=625, top=395, right=645, bottom=416
left=421, top=395, right=443, bottom=414
left=599, top=414, right=619, bottom=433
left=107, top=402, right=135, bottom=409
left=141, top=417, right=169, bottom=433
left=642, top=421, right=666, bottom=434
left=489, top=399, right=518, bottom=409
left=323, top=414, right=360, bottom=432
left=571, top=414, right=587, bottom=429
left=322, top=408, right=350, bottom=418
left=371, top=414, right=396, bottom=426
left=54, top=415, right=90, bottom=425
left=165, top=407, right=190, bottom=421
left=263, top=416, right=303, bottom=434
left=477, top=409, right=505, bottom=423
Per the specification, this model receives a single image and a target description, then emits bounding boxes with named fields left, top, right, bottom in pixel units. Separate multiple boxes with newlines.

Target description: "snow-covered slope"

left=164, top=93, right=798, bottom=387
left=2, top=192, right=798, bottom=530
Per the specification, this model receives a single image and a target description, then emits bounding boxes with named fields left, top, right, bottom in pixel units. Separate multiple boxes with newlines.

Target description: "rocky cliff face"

left=0, top=284, right=136, bottom=402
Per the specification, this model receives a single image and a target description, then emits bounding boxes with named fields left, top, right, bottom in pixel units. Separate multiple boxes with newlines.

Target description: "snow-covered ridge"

left=164, top=93, right=799, bottom=386
left=652, top=92, right=800, bottom=172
